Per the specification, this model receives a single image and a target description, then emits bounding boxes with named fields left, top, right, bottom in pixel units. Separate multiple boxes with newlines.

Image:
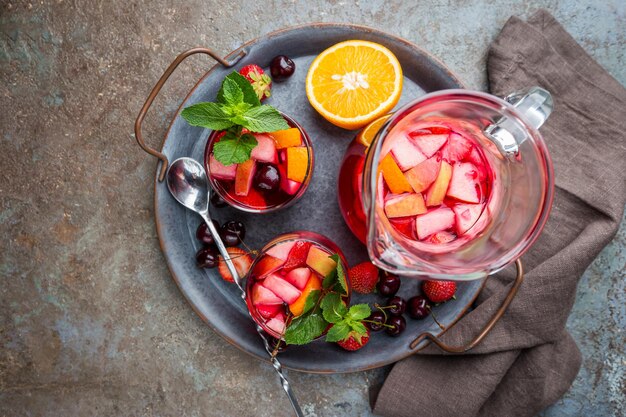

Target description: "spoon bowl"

left=166, top=157, right=209, bottom=214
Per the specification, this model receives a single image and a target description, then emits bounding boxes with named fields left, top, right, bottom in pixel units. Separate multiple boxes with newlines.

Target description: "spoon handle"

left=199, top=212, right=304, bottom=417
left=202, top=213, right=240, bottom=282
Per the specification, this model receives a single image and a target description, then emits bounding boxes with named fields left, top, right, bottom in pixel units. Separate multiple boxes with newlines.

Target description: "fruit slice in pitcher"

left=425, top=161, right=452, bottom=206
left=415, top=207, right=455, bottom=240
left=404, top=156, right=441, bottom=193
left=384, top=193, right=427, bottom=218
left=447, top=162, right=481, bottom=203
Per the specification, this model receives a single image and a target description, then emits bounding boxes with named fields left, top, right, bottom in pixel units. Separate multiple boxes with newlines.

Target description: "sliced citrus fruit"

left=356, top=114, right=392, bottom=148
left=306, top=40, right=402, bottom=130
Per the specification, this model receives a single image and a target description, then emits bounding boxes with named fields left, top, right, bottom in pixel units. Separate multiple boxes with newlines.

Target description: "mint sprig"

left=181, top=71, right=288, bottom=166
left=324, top=303, right=372, bottom=343
left=283, top=254, right=371, bottom=346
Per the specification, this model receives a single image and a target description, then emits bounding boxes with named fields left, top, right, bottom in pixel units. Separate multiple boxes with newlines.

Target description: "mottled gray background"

left=1, top=1, right=624, bottom=416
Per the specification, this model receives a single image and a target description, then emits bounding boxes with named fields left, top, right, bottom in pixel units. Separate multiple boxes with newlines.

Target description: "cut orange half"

left=306, top=40, right=403, bottom=130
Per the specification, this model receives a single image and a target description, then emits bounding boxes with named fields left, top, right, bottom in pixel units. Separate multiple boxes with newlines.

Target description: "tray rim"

left=152, top=22, right=486, bottom=374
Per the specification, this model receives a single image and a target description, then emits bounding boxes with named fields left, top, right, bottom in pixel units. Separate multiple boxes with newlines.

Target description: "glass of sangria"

left=204, top=112, right=314, bottom=213
left=338, top=87, right=554, bottom=280
left=245, top=231, right=350, bottom=339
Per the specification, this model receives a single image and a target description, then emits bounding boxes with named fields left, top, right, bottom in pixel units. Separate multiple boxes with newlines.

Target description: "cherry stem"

left=362, top=319, right=394, bottom=329
left=426, top=305, right=446, bottom=331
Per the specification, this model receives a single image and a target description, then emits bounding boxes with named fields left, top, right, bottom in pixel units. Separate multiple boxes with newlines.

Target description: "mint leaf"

left=181, top=102, right=234, bottom=131
left=325, top=322, right=351, bottom=343
left=219, top=76, right=244, bottom=107
left=330, top=254, right=348, bottom=295
left=347, top=304, right=371, bottom=321
left=218, top=72, right=260, bottom=107
left=223, top=102, right=253, bottom=120
left=240, top=105, right=289, bottom=133
left=302, top=290, right=321, bottom=316
left=212, top=132, right=258, bottom=166
left=321, top=292, right=348, bottom=324
left=349, top=320, right=368, bottom=336
left=322, top=267, right=337, bottom=289
left=284, top=313, right=328, bottom=345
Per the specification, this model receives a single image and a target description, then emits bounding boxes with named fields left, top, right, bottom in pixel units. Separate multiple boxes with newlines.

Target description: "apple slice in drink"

left=415, top=207, right=455, bottom=240
left=384, top=193, right=427, bottom=218
left=252, top=283, right=283, bottom=305
left=404, top=156, right=441, bottom=193
left=389, top=134, right=427, bottom=170
left=252, top=255, right=285, bottom=279
left=209, top=155, right=237, bottom=180
left=266, top=312, right=286, bottom=335
left=453, top=203, right=485, bottom=235
left=250, top=133, right=278, bottom=163
left=263, top=273, right=302, bottom=304
left=306, top=246, right=337, bottom=276
left=447, top=162, right=481, bottom=203
left=428, top=231, right=456, bottom=244
left=266, top=241, right=295, bottom=260
left=410, top=133, right=448, bottom=158
left=442, top=133, right=472, bottom=162
left=284, top=267, right=312, bottom=290
left=425, top=161, right=452, bottom=206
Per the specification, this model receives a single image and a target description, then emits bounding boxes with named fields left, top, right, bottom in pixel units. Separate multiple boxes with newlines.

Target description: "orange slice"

left=306, top=40, right=403, bottom=130
left=379, top=153, right=413, bottom=194
left=271, top=128, right=302, bottom=149
left=356, top=114, right=392, bottom=148
left=286, top=147, right=309, bottom=183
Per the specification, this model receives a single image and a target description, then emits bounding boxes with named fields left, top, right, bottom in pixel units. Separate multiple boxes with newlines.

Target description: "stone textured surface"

left=0, top=1, right=623, bottom=416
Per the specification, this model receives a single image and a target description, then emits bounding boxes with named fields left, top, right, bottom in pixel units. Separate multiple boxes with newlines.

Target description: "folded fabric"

left=373, top=9, right=626, bottom=417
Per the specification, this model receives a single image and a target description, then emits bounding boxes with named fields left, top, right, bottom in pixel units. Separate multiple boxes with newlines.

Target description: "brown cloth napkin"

left=372, top=9, right=626, bottom=417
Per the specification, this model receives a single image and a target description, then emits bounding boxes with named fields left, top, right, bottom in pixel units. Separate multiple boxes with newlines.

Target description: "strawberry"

left=282, top=241, right=312, bottom=271
left=349, top=261, right=380, bottom=294
left=422, top=280, right=457, bottom=303
left=217, top=247, right=253, bottom=282
left=239, top=64, right=272, bottom=101
left=337, top=327, right=370, bottom=351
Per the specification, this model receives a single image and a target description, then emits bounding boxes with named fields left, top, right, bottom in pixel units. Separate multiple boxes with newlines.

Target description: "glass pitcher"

left=339, top=87, right=554, bottom=281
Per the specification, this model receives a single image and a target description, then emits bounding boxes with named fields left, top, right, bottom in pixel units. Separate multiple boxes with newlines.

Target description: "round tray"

left=140, top=24, right=495, bottom=373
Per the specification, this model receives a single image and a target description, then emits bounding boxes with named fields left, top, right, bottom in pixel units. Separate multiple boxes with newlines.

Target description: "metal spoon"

left=166, top=157, right=303, bottom=417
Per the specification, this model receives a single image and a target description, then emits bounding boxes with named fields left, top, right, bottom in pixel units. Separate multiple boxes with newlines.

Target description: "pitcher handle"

left=485, top=86, right=553, bottom=157
left=134, top=47, right=246, bottom=182
left=409, top=259, right=524, bottom=353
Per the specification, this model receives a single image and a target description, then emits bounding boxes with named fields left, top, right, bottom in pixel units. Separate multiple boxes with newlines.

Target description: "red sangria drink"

left=245, top=232, right=350, bottom=339
left=339, top=117, right=494, bottom=247
left=340, top=89, right=553, bottom=280
left=204, top=113, right=313, bottom=213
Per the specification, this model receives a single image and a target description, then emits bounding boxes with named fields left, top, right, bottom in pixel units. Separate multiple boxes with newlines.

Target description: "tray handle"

left=134, top=47, right=246, bottom=181
left=410, top=259, right=524, bottom=353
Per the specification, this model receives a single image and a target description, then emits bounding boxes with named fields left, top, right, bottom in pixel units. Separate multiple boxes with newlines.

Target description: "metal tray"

left=135, top=23, right=523, bottom=373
